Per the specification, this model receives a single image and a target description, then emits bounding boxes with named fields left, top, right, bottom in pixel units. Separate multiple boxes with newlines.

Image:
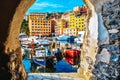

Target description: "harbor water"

left=22, top=41, right=80, bottom=73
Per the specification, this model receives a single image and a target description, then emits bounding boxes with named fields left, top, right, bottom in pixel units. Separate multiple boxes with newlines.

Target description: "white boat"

left=35, top=46, right=46, bottom=58
left=19, top=33, right=28, bottom=41
left=34, top=45, right=53, bottom=58
left=57, top=35, right=70, bottom=41
left=27, top=36, right=39, bottom=44
left=37, top=39, right=51, bottom=45
left=74, top=31, right=84, bottom=44
left=19, top=33, right=39, bottom=44
left=74, top=38, right=82, bottom=43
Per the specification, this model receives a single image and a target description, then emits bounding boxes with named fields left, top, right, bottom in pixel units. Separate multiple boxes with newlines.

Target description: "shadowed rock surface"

left=0, top=0, right=35, bottom=80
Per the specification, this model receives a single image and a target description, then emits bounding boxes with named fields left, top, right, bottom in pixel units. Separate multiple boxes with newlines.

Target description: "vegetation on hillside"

left=21, top=19, right=29, bottom=36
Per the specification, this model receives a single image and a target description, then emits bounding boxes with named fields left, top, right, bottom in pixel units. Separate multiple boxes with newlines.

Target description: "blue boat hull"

left=67, top=36, right=76, bottom=43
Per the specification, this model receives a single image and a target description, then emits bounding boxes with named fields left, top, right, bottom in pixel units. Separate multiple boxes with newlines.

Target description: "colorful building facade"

left=55, top=19, right=67, bottom=36
left=28, top=13, right=52, bottom=36
left=28, top=6, right=87, bottom=37
left=70, top=12, right=87, bottom=31
left=63, top=28, right=78, bottom=36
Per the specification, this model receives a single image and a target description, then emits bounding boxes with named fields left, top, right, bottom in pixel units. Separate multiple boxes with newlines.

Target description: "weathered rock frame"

left=0, top=0, right=35, bottom=80
left=78, top=0, right=120, bottom=80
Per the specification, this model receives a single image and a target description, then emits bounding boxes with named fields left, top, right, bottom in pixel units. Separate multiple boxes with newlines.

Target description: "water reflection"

left=22, top=40, right=80, bottom=73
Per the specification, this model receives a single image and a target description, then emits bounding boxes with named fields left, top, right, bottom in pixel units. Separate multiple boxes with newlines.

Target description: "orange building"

left=28, top=13, right=52, bottom=36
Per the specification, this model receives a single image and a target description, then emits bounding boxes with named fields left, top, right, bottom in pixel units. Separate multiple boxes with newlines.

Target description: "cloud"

left=31, top=2, right=64, bottom=9
left=26, top=0, right=85, bottom=14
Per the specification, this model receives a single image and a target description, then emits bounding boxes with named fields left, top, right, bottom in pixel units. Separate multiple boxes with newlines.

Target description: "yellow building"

left=70, top=12, right=87, bottom=31
left=28, top=13, right=51, bottom=36
left=55, top=19, right=66, bottom=36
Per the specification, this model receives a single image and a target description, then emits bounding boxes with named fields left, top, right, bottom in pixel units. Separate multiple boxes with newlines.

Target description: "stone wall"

left=93, top=0, right=120, bottom=79
left=78, top=0, right=120, bottom=80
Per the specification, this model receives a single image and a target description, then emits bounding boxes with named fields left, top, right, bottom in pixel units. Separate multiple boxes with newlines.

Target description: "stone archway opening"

left=0, top=0, right=86, bottom=79
left=21, top=0, right=87, bottom=75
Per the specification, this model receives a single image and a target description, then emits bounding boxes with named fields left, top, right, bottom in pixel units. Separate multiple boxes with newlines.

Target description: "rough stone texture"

left=78, top=0, right=120, bottom=80
left=96, top=48, right=111, bottom=64
left=0, top=0, right=35, bottom=80
left=93, top=0, right=120, bottom=80
left=98, top=13, right=109, bottom=46
left=78, top=0, right=99, bottom=80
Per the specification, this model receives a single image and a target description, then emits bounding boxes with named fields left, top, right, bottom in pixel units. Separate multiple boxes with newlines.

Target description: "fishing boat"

left=64, top=49, right=81, bottom=65
left=37, top=39, right=51, bottom=46
left=19, top=33, right=28, bottom=41
left=33, top=46, right=55, bottom=72
left=33, top=46, right=46, bottom=58
left=33, top=58, right=46, bottom=68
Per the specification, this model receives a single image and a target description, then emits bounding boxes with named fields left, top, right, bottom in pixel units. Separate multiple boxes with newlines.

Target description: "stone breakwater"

left=93, top=0, right=120, bottom=80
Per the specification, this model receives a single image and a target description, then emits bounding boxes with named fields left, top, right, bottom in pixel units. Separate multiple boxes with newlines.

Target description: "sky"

left=26, top=0, right=85, bottom=14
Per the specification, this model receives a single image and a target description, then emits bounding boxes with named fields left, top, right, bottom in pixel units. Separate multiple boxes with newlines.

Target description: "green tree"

left=21, top=19, right=29, bottom=36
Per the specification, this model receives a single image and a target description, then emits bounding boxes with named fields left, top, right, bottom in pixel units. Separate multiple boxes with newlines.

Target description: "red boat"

left=64, top=49, right=81, bottom=65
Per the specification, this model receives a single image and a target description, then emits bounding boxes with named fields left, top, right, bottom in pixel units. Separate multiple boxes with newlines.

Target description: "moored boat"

left=64, top=49, right=81, bottom=65
left=67, top=36, right=76, bottom=43
left=37, top=39, right=51, bottom=46
left=57, top=35, right=70, bottom=41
